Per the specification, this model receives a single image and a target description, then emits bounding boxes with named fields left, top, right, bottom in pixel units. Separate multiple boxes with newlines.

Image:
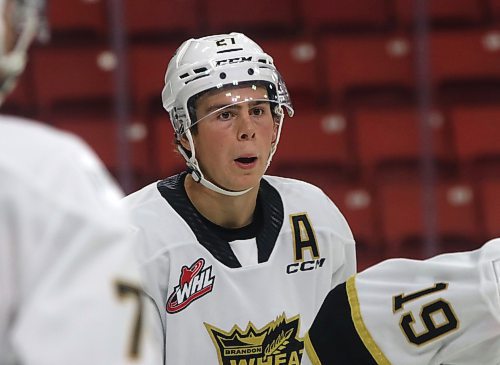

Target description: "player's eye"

left=251, top=107, right=265, bottom=117
left=217, top=110, right=234, bottom=121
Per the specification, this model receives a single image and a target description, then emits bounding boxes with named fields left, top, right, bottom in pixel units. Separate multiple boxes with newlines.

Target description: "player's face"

left=188, top=85, right=278, bottom=192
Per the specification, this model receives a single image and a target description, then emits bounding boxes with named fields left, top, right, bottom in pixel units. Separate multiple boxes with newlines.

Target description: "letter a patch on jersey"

left=166, top=258, right=215, bottom=313
left=287, top=213, right=325, bottom=275
left=290, top=213, right=320, bottom=262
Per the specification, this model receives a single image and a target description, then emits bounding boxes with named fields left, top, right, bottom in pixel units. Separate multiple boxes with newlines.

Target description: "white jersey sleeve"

left=303, top=239, right=500, bottom=365
left=0, top=117, right=161, bottom=365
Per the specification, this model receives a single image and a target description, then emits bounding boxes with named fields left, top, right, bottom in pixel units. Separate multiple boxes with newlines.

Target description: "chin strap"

left=177, top=129, right=254, bottom=197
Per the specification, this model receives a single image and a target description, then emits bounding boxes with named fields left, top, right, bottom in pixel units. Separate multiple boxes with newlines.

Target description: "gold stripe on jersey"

left=347, top=276, right=392, bottom=365
left=304, top=332, right=322, bottom=365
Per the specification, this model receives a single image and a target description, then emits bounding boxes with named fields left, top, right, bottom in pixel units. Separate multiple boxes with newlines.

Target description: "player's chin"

left=229, top=171, right=262, bottom=191
left=235, top=160, right=267, bottom=178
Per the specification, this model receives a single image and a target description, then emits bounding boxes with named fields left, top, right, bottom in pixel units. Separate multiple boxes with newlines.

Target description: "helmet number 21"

left=216, top=37, right=236, bottom=47
left=392, top=283, right=459, bottom=346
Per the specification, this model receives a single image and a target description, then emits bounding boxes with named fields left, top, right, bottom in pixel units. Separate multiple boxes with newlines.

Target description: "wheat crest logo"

left=205, top=313, right=304, bottom=364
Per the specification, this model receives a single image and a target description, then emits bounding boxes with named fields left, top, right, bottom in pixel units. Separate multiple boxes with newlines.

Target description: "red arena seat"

left=353, top=107, right=453, bottom=175
left=51, top=113, right=150, bottom=174
left=299, top=0, right=390, bottom=30
left=450, top=105, right=500, bottom=166
left=2, top=66, right=35, bottom=113
left=31, top=44, right=116, bottom=111
left=321, top=34, right=414, bottom=101
left=394, top=0, right=485, bottom=26
left=477, top=176, right=500, bottom=240
left=257, top=38, right=321, bottom=105
left=150, top=114, right=187, bottom=177
left=377, top=178, right=479, bottom=256
left=124, top=0, right=200, bottom=36
left=275, top=108, right=352, bottom=170
left=129, top=43, right=179, bottom=113
left=430, top=29, right=500, bottom=88
left=490, top=0, right=500, bottom=21
left=48, top=0, right=107, bottom=37
left=324, top=183, right=378, bottom=252
left=205, top=0, right=296, bottom=34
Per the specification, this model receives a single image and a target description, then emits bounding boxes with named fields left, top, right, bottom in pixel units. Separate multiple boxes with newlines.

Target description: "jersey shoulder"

left=264, top=175, right=354, bottom=243
left=123, top=181, right=163, bottom=210
left=0, top=116, right=90, bottom=172
left=263, top=175, right=336, bottom=212
left=123, top=181, right=195, bottom=256
left=0, top=117, right=124, bottom=221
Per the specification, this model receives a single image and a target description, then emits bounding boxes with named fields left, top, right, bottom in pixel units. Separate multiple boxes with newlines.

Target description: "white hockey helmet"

left=161, top=32, right=294, bottom=196
left=0, top=0, right=47, bottom=105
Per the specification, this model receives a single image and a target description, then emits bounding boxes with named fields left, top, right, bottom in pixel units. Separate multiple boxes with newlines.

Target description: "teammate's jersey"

left=124, top=172, right=356, bottom=364
left=0, top=117, right=160, bottom=364
left=303, top=239, right=500, bottom=365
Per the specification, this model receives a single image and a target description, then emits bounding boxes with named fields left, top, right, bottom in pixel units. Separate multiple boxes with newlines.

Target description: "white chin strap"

left=178, top=111, right=286, bottom=197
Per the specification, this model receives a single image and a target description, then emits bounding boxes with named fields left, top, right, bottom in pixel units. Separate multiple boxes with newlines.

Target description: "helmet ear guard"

left=161, top=32, right=294, bottom=196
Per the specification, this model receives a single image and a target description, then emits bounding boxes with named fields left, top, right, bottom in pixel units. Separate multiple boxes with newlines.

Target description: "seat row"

left=48, top=0, right=500, bottom=39
left=6, top=28, right=500, bottom=113
left=37, top=108, right=500, bottom=270
left=32, top=103, right=500, bottom=195
left=19, top=105, right=498, bottom=270
left=276, top=104, right=500, bottom=178
left=279, top=169, right=499, bottom=270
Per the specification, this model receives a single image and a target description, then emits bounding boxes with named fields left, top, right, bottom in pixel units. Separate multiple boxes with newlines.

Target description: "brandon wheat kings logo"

left=166, top=258, right=215, bottom=313
left=205, top=313, right=304, bottom=365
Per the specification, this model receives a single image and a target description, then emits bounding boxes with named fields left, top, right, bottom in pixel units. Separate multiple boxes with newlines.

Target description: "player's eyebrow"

left=248, top=100, right=270, bottom=107
left=204, top=100, right=269, bottom=114
left=204, top=103, right=234, bottom=114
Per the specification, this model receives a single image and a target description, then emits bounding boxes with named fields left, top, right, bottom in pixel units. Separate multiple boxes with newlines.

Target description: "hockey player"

left=124, top=32, right=356, bottom=364
left=0, top=0, right=159, bottom=363
left=302, top=238, right=500, bottom=365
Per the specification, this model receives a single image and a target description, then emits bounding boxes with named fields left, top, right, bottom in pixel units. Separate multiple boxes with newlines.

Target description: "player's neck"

left=184, top=174, right=258, bottom=229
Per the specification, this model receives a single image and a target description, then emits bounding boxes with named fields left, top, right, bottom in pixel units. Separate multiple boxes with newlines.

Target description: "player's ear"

left=271, top=120, right=278, bottom=143
left=179, top=135, right=191, bottom=151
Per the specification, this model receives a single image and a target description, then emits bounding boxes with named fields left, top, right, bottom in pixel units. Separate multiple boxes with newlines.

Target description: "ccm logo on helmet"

left=215, top=57, right=253, bottom=67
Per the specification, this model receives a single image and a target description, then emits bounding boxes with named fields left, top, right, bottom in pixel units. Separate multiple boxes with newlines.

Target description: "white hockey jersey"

left=124, top=172, right=356, bottom=364
left=0, top=117, right=160, bottom=364
left=303, top=238, right=500, bottom=365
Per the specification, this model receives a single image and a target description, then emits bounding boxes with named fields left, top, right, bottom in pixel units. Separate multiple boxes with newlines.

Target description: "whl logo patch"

left=205, top=313, right=304, bottom=365
left=166, top=258, right=215, bottom=313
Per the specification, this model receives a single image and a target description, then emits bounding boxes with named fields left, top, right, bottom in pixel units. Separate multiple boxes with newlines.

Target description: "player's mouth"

left=234, top=156, right=258, bottom=169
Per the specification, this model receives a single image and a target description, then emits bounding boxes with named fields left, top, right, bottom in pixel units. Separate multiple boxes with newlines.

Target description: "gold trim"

left=347, top=276, right=392, bottom=365
left=304, top=332, right=322, bottom=365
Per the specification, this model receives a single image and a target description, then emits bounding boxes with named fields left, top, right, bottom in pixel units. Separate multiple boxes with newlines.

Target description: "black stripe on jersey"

left=256, top=177, right=284, bottom=263
left=157, top=172, right=284, bottom=268
left=307, top=282, right=379, bottom=365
